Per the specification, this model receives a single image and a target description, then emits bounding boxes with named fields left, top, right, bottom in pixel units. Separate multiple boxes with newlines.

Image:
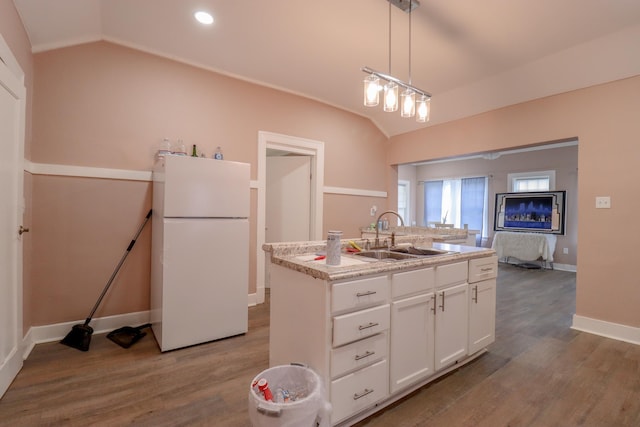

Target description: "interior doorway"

left=256, top=132, right=324, bottom=303
left=266, top=154, right=311, bottom=243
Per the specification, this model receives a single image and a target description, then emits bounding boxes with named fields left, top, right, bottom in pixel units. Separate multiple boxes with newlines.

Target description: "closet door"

left=0, top=36, right=26, bottom=398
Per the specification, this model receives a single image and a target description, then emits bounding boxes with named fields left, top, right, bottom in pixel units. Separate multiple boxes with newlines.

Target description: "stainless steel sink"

left=391, top=247, right=452, bottom=256
left=354, top=250, right=418, bottom=261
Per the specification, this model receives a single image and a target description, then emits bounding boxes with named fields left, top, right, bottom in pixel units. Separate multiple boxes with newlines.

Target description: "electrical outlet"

left=370, top=205, right=377, bottom=216
left=595, top=196, right=611, bottom=209
left=563, top=248, right=569, bottom=255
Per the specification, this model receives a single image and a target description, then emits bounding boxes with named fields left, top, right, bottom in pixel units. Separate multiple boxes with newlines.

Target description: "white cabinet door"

left=434, top=283, right=469, bottom=370
left=468, top=278, right=496, bottom=354
left=390, top=292, right=435, bottom=393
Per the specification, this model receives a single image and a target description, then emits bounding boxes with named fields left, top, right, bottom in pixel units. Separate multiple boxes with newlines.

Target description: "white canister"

left=326, top=230, right=342, bottom=266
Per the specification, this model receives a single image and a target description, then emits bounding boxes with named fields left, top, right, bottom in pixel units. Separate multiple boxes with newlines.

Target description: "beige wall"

left=5, top=2, right=639, bottom=336
left=29, top=41, right=389, bottom=327
left=389, top=76, right=640, bottom=328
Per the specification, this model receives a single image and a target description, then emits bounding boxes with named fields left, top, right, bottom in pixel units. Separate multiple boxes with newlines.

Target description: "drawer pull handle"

left=480, top=267, right=493, bottom=272
left=356, top=291, right=377, bottom=297
left=353, top=388, right=374, bottom=400
left=472, top=285, right=478, bottom=303
left=358, top=322, right=379, bottom=331
left=355, top=350, right=375, bottom=361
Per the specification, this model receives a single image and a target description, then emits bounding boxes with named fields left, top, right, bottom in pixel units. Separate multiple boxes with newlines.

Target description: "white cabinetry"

left=390, top=261, right=470, bottom=390
left=329, top=275, right=390, bottom=424
left=389, top=268, right=435, bottom=393
left=268, top=253, right=496, bottom=426
left=468, top=256, right=498, bottom=354
left=269, top=265, right=391, bottom=425
left=434, top=261, right=469, bottom=370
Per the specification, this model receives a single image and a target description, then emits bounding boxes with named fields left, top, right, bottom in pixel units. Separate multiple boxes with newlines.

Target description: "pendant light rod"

left=388, top=0, right=392, bottom=75
left=408, top=0, right=412, bottom=85
left=361, top=66, right=431, bottom=98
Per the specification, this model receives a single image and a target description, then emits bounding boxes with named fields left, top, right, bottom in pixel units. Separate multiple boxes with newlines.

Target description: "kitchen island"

left=263, top=237, right=497, bottom=426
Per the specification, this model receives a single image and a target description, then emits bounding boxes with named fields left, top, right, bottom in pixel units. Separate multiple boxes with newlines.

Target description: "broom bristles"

left=60, top=323, right=94, bottom=352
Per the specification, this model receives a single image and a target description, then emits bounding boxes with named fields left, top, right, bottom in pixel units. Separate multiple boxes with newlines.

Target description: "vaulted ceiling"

left=13, top=0, right=640, bottom=136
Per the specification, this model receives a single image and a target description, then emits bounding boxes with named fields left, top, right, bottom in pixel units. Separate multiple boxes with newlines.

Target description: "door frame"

left=256, top=131, right=324, bottom=304
left=0, top=33, right=26, bottom=398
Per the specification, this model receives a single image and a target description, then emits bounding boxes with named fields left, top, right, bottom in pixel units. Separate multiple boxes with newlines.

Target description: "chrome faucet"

left=375, top=210, right=404, bottom=248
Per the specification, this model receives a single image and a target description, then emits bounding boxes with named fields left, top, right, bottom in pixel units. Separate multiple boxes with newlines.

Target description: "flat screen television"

left=494, top=191, right=566, bottom=235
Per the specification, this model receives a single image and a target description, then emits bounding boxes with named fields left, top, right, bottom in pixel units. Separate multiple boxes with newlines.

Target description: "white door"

left=0, top=35, right=26, bottom=398
left=266, top=156, right=311, bottom=243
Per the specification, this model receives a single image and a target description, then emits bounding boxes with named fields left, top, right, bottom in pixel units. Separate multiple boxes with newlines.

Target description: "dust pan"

left=107, top=323, right=151, bottom=349
left=60, top=210, right=152, bottom=352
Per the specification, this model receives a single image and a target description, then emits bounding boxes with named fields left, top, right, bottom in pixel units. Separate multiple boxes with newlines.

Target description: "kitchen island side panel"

left=269, top=263, right=332, bottom=382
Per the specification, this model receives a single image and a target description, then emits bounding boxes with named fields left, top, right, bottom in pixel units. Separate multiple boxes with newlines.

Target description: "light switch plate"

left=595, top=196, right=611, bottom=209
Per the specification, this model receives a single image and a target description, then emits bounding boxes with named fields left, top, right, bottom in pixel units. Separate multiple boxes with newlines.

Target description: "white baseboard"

left=22, top=311, right=151, bottom=359
left=572, top=314, right=640, bottom=345
left=248, top=292, right=258, bottom=307
left=553, top=263, right=576, bottom=272
left=21, top=296, right=269, bottom=360
left=1, top=346, right=23, bottom=398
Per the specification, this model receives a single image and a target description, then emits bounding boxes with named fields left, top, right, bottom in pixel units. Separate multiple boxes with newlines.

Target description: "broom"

left=60, top=209, right=152, bottom=352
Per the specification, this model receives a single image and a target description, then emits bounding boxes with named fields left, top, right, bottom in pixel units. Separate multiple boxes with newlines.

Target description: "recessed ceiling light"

left=194, top=11, right=214, bottom=25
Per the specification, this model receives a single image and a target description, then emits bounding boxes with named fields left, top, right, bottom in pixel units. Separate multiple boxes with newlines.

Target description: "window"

left=508, top=170, right=555, bottom=192
left=397, top=180, right=410, bottom=226
left=423, top=177, right=488, bottom=244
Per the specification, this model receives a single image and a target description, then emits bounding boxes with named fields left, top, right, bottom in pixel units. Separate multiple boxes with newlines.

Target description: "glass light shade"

left=363, top=75, right=380, bottom=107
left=416, top=96, right=431, bottom=122
left=401, top=89, right=415, bottom=117
left=383, top=82, right=398, bottom=112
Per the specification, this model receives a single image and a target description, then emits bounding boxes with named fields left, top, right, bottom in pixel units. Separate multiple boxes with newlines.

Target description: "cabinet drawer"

left=332, top=276, right=389, bottom=314
left=331, top=359, right=389, bottom=424
left=435, top=261, right=468, bottom=289
left=333, top=304, right=390, bottom=347
left=468, top=256, right=498, bottom=283
left=331, top=332, right=388, bottom=379
left=392, top=267, right=434, bottom=299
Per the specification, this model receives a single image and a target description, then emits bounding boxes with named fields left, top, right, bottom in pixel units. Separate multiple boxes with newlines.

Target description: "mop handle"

left=85, top=209, right=153, bottom=324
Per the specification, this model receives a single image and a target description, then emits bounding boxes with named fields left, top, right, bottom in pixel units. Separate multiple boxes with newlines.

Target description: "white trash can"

left=249, top=364, right=331, bottom=427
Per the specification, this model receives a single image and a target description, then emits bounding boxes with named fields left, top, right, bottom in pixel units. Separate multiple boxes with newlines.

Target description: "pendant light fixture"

left=362, top=0, right=431, bottom=122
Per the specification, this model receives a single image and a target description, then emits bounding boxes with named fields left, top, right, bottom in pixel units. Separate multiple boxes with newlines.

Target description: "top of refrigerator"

left=153, top=156, right=250, bottom=219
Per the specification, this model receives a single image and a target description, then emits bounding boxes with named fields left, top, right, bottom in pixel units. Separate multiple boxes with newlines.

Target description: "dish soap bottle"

left=213, top=146, right=223, bottom=160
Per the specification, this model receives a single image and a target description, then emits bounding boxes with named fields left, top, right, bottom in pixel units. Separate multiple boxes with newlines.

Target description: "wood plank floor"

left=2, top=264, right=639, bottom=426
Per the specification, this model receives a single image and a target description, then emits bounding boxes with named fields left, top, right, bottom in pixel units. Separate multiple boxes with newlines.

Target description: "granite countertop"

left=359, top=226, right=474, bottom=241
left=263, top=235, right=495, bottom=282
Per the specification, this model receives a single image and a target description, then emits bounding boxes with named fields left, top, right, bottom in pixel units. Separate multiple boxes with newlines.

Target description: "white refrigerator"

left=151, top=155, right=250, bottom=352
